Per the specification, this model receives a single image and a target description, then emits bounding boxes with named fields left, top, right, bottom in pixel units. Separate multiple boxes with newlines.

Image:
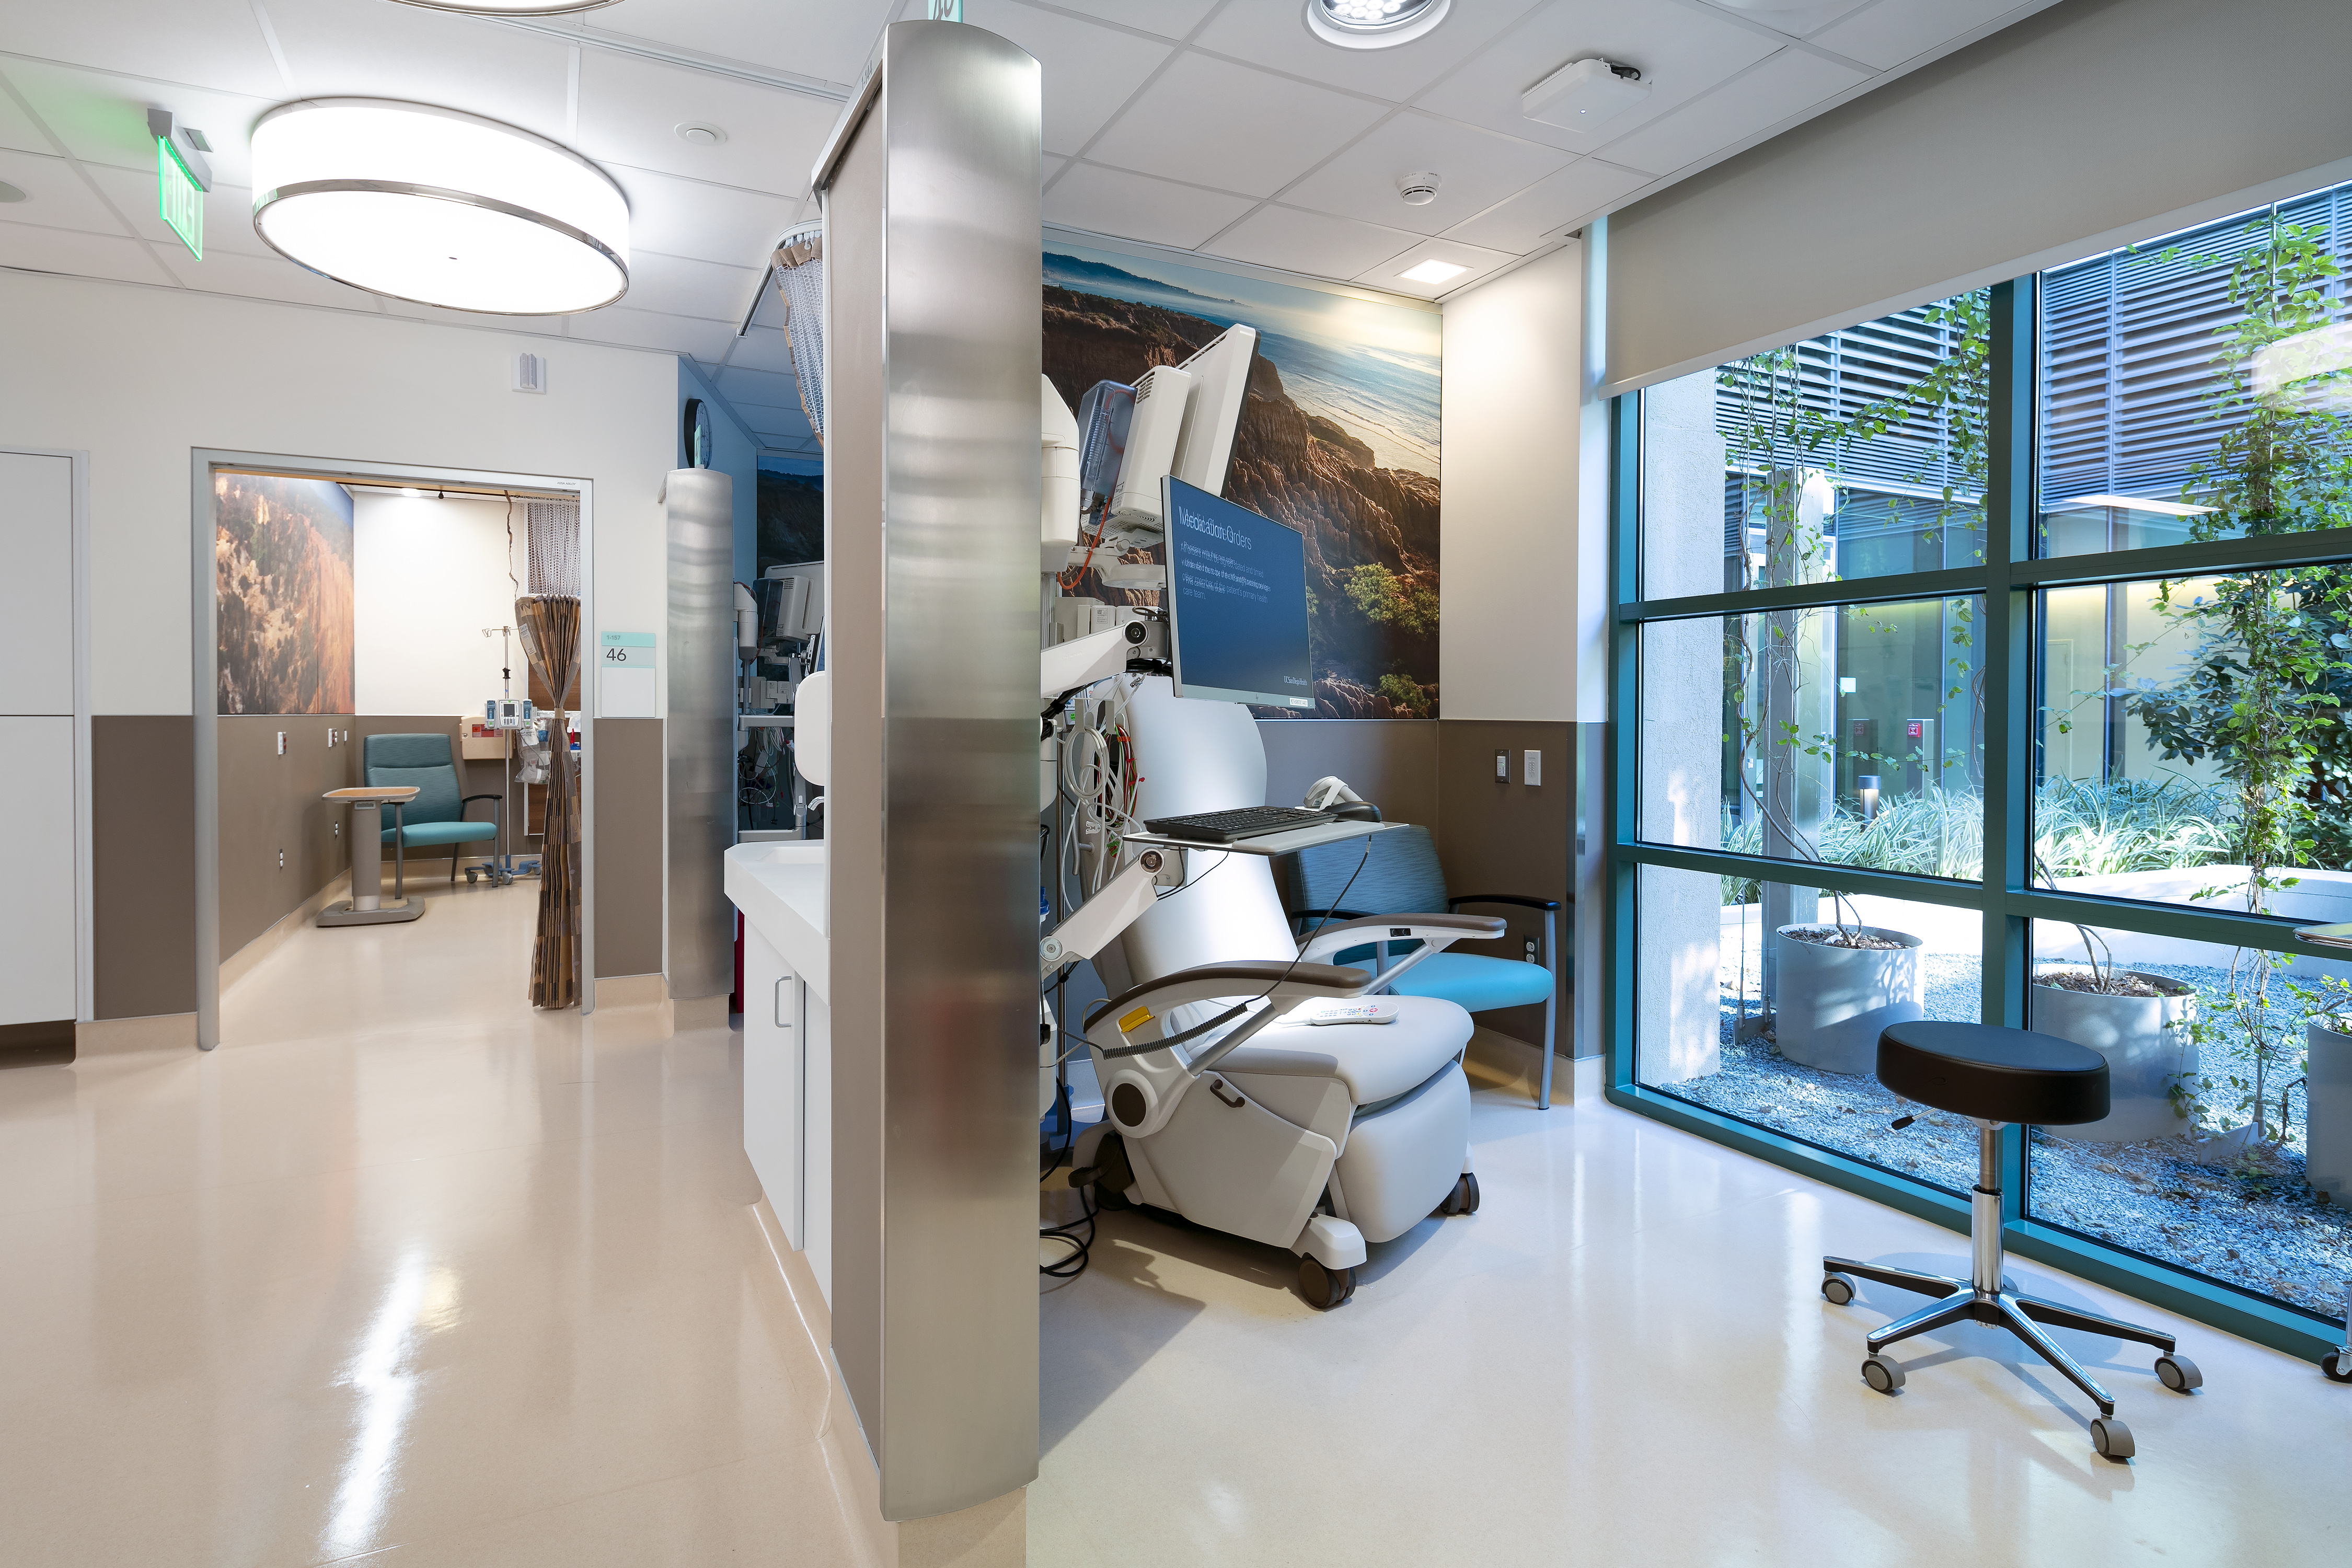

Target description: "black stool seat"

left=1877, top=1021, right=2109, bottom=1125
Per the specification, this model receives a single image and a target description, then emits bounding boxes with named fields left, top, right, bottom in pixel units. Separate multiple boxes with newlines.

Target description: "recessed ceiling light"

left=676, top=123, right=728, bottom=147
left=1306, top=0, right=1452, bottom=50
left=1399, top=258, right=1467, bottom=285
left=250, top=99, right=630, bottom=316
left=0, top=180, right=25, bottom=203
left=386, top=1, right=621, bottom=15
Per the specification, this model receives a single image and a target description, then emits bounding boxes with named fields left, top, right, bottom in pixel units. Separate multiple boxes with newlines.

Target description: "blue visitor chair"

left=364, top=732, right=503, bottom=889
left=1289, top=824, right=1563, bottom=1107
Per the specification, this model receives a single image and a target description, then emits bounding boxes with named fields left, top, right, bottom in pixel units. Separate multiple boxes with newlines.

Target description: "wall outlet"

left=1525, top=937, right=1538, bottom=964
left=276, top=731, right=286, bottom=755
left=1494, top=750, right=1508, bottom=781
left=1524, top=749, right=1541, bottom=787
left=278, top=849, right=285, bottom=869
left=333, top=822, right=341, bottom=837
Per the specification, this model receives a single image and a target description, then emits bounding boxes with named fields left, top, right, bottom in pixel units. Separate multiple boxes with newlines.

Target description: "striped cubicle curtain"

left=516, top=593, right=581, bottom=1009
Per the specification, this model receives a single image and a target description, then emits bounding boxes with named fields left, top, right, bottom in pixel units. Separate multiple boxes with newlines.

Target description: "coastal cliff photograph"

left=1044, top=243, right=1441, bottom=718
left=215, top=472, right=355, bottom=716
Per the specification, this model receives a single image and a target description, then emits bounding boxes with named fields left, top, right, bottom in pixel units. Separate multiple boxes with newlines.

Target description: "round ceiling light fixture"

left=251, top=99, right=629, bottom=315
left=1306, top=0, right=1451, bottom=49
left=386, top=1, right=622, bottom=16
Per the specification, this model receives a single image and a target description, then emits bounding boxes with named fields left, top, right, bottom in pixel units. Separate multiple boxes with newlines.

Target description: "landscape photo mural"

left=215, top=472, right=355, bottom=714
left=1044, top=243, right=1441, bottom=717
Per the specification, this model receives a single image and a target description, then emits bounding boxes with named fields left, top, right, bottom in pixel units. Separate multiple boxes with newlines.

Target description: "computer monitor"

left=1169, top=325, right=1256, bottom=496
left=1161, top=477, right=1315, bottom=711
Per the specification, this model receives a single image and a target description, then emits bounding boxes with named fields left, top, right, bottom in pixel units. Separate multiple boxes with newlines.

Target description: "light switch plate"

left=1524, top=749, right=1541, bottom=786
left=276, top=731, right=286, bottom=755
left=1495, top=750, right=1508, bottom=781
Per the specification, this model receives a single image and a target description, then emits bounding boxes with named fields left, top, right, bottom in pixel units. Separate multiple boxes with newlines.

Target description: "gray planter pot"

left=2308, top=1020, right=2351, bottom=1202
left=2031, top=967, right=2197, bottom=1144
left=1773, top=924, right=1924, bottom=1076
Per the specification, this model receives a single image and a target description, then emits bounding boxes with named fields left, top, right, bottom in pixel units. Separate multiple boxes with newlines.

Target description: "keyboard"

left=1142, top=805, right=1335, bottom=845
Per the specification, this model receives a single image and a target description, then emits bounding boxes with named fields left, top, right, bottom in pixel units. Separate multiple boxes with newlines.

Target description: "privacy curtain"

left=516, top=593, right=582, bottom=1009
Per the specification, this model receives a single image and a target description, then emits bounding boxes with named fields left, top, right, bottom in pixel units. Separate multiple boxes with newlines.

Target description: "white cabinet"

left=0, top=451, right=77, bottom=1027
left=743, top=923, right=833, bottom=1306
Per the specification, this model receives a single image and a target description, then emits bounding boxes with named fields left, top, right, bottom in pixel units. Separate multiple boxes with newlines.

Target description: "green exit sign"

left=157, top=136, right=202, bottom=259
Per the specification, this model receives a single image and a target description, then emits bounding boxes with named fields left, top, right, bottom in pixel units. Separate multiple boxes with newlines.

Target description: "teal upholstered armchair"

left=364, top=732, right=502, bottom=889
left=1289, top=824, right=1563, bottom=1107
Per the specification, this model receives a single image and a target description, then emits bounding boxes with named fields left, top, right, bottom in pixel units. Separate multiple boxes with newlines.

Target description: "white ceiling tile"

left=160, top=244, right=396, bottom=310
left=1412, top=0, right=1779, bottom=154
left=724, top=324, right=801, bottom=375
left=0, top=2, right=290, bottom=99
left=736, top=401, right=815, bottom=437
left=1192, top=0, right=1545, bottom=103
left=1355, top=234, right=1521, bottom=298
left=1043, top=162, right=1258, bottom=250
left=1439, top=155, right=1647, bottom=252
left=0, top=60, right=278, bottom=185
left=568, top=305, right=740, bottom=360
left=969, top=3, right=1172, bottom=156
left=78, top=167, right=283, bottom=259
left=605, top=167, right=798, bottom=269
left=0, top=150, right=133, bottom=236
left=1278, top=110, right=1571, bottom=238
left=265, top=0, right=573, bottom=144
left=717, top=365, right=802, bottom=409
left=0, top=220, right=176, bottom=286
left=1042, top=152, right=1067, bottom=187
left=1084, top=53, right=1385, bottom=198
left=1036, top=1, right=1224, bottom=42
left=1684, top=0, right=1874, bottom=38
left=1807, top=0, right=2036, bottom=70
left=575, top=50, right=839, bottom=198
left=624, top=250, right=764, bottom=321
left=0, top=74, right=53, bottom=157
left=1203, top=204, right=1425, bottom=281
left=582, top=0, right=897, bottom=87
left=1597, top=47, right=1865, bottom=175
left=378, top=298, right=574, bottom=332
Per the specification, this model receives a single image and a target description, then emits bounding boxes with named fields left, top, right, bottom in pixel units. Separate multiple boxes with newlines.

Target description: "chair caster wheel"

left=2091, top=1415, right=2134, bottom=1460
left=465, top=869, right=479, bottom=885
left=2155, top=1354, right=2202, bottom=1393
left=1434, top=1173, right=1479, bottom=1217
left=1299, top=1257, right=1356, bottom=1311
left=1821, top=1273, right=1855, bottom=1306
left=2321, top=1350, right=2352, bottom=1383
left=1861, top=1354, right=1904, bottom=1394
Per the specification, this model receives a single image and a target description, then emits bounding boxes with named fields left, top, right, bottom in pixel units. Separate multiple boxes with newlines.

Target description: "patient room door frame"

left=189, top=450, right=598, bottom=1049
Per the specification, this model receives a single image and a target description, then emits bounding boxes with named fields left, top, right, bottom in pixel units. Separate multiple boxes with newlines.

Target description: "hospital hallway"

left=1, top=880, right=2342, bottom=1567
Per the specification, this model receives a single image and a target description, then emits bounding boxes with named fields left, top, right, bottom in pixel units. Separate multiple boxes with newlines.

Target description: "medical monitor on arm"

left=1161, top=477, right=1314, bottom=711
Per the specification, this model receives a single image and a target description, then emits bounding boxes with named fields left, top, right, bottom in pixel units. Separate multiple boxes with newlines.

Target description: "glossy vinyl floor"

left=0, top=880, right=872, bottom=1568
left=1034, top=1054, right=2348, bottom=1567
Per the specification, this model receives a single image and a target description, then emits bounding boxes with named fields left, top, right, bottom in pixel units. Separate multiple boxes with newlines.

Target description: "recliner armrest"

left=1295, top=912, right=1504, bottom=967
left=1447, top=894, right=1561, bottom=912
left=1082, top=961, right=1375, bottom=1033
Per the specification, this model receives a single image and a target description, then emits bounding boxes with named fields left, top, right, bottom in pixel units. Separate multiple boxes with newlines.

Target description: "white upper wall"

left=0, top=271, right=675, bottom=716
left=353, top=493, right=530, bottom=718
left=1438, top=242, right=1592, bottom=723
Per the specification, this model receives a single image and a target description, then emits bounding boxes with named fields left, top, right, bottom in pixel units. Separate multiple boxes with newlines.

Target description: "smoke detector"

left=1398, top=170, right=1442, bottom=206
left=1522, top=58, right=1650, bottom=132
left=1307, top=0, right=1452, bottom=50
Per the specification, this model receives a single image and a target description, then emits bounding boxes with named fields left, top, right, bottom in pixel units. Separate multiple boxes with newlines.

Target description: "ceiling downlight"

left=1305, top=0, right=1452, bottom=50
left=249, top=99, right=630, bottom=316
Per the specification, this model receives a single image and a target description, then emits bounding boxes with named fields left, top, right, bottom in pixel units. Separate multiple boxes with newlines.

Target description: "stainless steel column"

left=818, top=19, right=1041, bottom=1523
left=666, top=468, right=735, bottom=997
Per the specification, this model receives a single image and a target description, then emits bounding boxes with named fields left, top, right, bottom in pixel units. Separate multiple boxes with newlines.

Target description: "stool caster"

left=1861, top=1354, right=1904, bottom=1394
left=2154, top=1354, right=2202, bottom=1393
left=1299, top=1257, right=1356, bottom=1311
left=2321, top=1350, right=2351, bottom=1383
left=1821, top=1273, right=1856, bottom=1306
left=2090, top=1414, right=2134, bottom=1460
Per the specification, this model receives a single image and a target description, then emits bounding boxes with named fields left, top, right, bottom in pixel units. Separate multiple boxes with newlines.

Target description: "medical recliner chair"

left=1069, top=677, right=1502, bottom=1310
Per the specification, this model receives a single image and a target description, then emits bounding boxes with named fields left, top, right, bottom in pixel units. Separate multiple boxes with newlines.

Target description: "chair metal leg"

left=1538, top=904, right=1557, bottom=1110
left=392, top=803, right=405, bottom=900
left=1996, top=1293, right=2118, bottom=1417
left=1825, top=1255, right=1966, bottom=1301
left=2012, top=1293, right=2176, bottom=1355
left=1865, top=1291, right=1976, bottom=1354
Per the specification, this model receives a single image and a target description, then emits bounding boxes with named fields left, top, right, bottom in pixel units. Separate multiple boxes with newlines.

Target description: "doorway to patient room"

left=197, top=459, right=591, bottom=1048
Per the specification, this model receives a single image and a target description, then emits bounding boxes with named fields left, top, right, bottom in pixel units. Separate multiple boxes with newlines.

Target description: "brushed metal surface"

left=823, top=19, right=1042, bottom=1521
left=665, top=468, right=736, bottom=998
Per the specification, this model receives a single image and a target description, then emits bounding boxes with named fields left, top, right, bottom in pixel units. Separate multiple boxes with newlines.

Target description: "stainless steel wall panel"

left=823, top=19, right=1042, bottom=1523
left=665, top=468, right=735, bottom=998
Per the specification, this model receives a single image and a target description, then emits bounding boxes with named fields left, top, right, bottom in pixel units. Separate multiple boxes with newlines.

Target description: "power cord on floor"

left=1040, top=1082, right=1095, bottom=1281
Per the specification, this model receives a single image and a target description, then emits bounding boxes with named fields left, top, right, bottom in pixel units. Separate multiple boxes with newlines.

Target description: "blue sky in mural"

left=1045, top=241, right=1440, bottom=479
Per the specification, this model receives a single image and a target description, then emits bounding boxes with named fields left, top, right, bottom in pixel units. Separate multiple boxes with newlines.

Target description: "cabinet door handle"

left=776, top=975, right=794, bottom=1029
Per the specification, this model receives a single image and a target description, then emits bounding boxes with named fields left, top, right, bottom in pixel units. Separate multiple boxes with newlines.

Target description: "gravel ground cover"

left=1660, top=953, right=2352, bottom=1326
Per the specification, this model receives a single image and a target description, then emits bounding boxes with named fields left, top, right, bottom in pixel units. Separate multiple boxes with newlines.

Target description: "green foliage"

left=1343, top=563, right=1438, bottom=638
left=1376, top=672, right=1432, bottom=718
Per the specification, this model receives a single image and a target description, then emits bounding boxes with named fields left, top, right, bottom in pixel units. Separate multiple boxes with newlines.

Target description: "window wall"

left=1610, top=185, right=2352, bottom=1358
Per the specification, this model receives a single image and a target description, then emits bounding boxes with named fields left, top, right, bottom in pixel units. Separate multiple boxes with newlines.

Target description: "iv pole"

left=481, top=625, right=520, bottom=884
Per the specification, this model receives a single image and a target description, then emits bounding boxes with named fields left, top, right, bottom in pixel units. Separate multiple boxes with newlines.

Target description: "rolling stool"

left=1820, top=1021, right=2203, bottom=1461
